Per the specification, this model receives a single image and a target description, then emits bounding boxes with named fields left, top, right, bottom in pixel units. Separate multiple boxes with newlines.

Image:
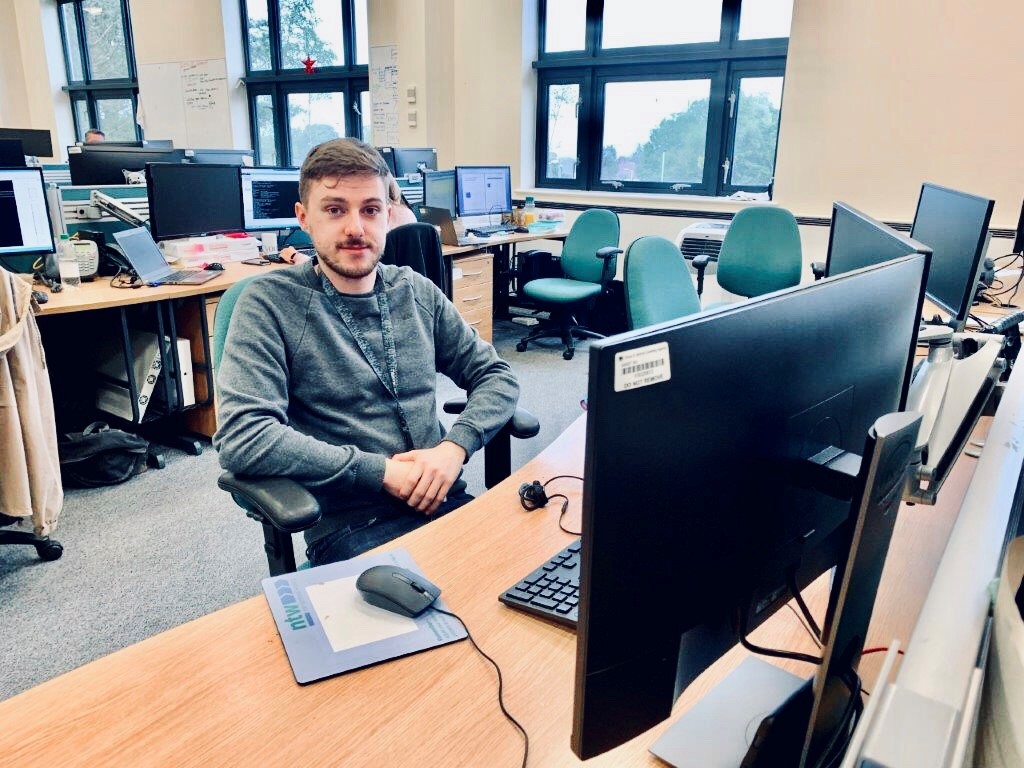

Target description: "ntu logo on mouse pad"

left=274, top=579, right=316, bottom=631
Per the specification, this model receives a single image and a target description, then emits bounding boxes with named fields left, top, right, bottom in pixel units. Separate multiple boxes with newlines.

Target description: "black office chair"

left=215, top=234, right=539, bottom=577
left=0, top=514, right=63, bottom=561
left=381, top=222, right=452, bottom=299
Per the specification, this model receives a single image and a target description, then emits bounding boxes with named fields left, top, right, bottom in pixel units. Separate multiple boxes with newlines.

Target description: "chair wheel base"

left=36, top=540, right=63, bottom=561
left=516, top=341, right=528, bottom=352
left=563, top=349, right=574, bottom=360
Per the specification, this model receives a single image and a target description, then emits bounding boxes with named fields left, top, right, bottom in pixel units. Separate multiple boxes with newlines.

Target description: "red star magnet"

left=302, top=56, right=316, bottom=74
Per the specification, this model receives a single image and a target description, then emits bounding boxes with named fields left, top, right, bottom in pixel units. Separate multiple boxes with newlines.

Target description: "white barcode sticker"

left=614, top=342, right=671, bottom=392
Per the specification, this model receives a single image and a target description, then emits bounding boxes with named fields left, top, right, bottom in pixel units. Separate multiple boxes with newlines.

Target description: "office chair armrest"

left=442, top=397, right=541, bottom=440
left=811, top=261, right=826, bottom=280
left=692, top=254, right=711, bottom=297
left=217, top=472, right=321, bottom=533
left=596, top=246, right=622, bottom=261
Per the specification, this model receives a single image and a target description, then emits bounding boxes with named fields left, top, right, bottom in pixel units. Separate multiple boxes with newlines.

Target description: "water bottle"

left=57, top=234, right=81, bottom=289
left=523, top=196, right=537, bottom=226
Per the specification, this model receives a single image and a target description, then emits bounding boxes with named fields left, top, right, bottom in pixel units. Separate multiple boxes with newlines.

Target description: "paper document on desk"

left=262, top=548, right=466, bottom=684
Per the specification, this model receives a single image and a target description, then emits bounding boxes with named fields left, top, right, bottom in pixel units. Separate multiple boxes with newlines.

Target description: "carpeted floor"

left=0, top=319, right=590, bottom=700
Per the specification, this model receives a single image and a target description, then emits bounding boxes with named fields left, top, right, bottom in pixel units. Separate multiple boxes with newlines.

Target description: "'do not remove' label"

left=613, top=342, right=671, bottom=392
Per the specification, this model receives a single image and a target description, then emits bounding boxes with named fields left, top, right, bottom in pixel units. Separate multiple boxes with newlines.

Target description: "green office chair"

left=516, top=209, right=622, bottom=360
left=214, top=267, right=539, bottom=577
left=692, top=206, right=802, bottom=302
left=623, top=236, right=702, bottom=330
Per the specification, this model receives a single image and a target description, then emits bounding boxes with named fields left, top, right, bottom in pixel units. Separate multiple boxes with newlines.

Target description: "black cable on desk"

left=431, top=607, right=529, bottom=768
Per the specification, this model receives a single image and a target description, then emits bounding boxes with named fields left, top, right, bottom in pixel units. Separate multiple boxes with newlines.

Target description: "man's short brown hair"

left=298, top=137, right=393, bottom=205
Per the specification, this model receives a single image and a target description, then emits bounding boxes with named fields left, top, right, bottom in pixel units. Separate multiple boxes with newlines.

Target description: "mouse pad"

left=261, top=548, right=466, bottom=684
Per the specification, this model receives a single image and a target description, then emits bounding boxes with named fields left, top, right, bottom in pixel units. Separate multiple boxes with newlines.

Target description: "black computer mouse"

left=355, top=565, right=441, bottom=617
left=205, top=262, right=225, bottom=271
left=514, top=226, right=530, bottom=233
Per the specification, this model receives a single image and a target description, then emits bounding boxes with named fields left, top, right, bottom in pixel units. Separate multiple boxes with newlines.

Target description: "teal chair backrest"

left=212, top=274, right=261, bottom=373
left=624, top=236, right=702, bottom=329
left=560, top=208, right=620, bottom=284
left=717, top=206, right=802, bottom=298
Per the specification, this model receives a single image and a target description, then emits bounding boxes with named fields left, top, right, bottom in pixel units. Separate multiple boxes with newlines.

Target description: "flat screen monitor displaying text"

left=242, top=167, right=300, bottom=230
left=423, top=170, right=457, bottom=217
left=455, top=166, right=512, bottom=218
left=910, top=182, right=994, bottom=330
left=0, top=168, right=55, bottom=257
left=146, top=163, right=243, bottom=241
left=571, top=255, right=928, bottom=761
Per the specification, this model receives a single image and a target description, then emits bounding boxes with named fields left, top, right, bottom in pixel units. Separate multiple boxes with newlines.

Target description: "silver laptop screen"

left=112, top=227, right=171, bottom=282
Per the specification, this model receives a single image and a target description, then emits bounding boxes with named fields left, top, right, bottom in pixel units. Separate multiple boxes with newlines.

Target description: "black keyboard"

left=468, top=224, right=516, bottom=236
left=499, top=539, right=581, bottom=628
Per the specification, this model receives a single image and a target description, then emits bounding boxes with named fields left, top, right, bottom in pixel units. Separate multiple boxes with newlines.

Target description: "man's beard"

left=318, top=238, right=382, bottom=280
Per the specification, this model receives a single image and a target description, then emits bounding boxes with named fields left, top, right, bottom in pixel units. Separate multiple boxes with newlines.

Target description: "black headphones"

left=518, top=480, right=549, bottom=511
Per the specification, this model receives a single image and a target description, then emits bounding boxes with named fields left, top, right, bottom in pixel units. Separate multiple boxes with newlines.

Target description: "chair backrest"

left=624, top=236, right=701, bottom=329
left=717, top=206, right=802, bottom=298
left=382, top=222, right=450, bottom=298
left=212, top=274, right=261, bottom=373
left=560, top=208, right=620, bottom=284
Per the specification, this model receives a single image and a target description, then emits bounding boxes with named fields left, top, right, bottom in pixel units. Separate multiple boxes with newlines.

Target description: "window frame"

left=534, top=0, right=790, bottom=197
left=58, top=0, right=142, bottom=143
left=239, top=0, right=370, bottom=166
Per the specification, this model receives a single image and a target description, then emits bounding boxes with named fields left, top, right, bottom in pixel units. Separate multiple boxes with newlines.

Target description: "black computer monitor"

left=571, top=254, right=928, bottom=761
left=910, top=182, right=995, bottom=330
left=391, top=147, right=437, bottom=177
left=241, top=167, right=300, bottom=230
left=187, top=148, right=255, bottom=166
left=1013, top=199, right=1024, bottom=255
left=0, top=168, right=56, bottom=258
left=68, top=145, right=188, bottom=185
left=0, top=139, right=27, bottom=168
left=825, top=202, right=932, bottom=278
left=423, top=170, right=457, bottom=217
left=376, top=147, right=398, bottom=176
left=146, top=163, right=243, bottom=241
left=455, top=165, right=512, bottom=217
left=0, top=128, right=53, bottom=158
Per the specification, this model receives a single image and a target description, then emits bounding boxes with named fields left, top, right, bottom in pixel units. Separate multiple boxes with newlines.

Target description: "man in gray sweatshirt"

left=213, top=138, right=519, bottom=566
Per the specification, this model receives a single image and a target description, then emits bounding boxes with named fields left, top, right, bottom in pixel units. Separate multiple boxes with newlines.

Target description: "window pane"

left=738, top=0, right=794, bottom=40
left=730, top=77, right=783, bottom=187
left=359, top=91, right=371, bottom=141
left=288, top=91, right=346, bottom=166
left=544, top=0, right=586, bottom=53
left=246, top=0, right=272, bottom=71
left=279, top=0, right=344, bottom=69
left=354, top=0, right=369, bottom=65
left=546, top=83, right=579, bottom=180
left=95, top=97, right=135, bottom=141
left=601, top=80, right=711, bottom=185
left=602, top=0, right=722, bottom=48
left=73, top=98, right=91, bottom=140
left=62, top=3, right=84, bottom=82
left=255, top=94, right=278, bottom=166
left=82, top=0, right=130, bottom=80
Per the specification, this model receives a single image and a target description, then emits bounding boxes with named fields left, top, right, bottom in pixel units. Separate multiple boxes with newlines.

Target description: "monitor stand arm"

left=89, top=190, right=149, bottom=229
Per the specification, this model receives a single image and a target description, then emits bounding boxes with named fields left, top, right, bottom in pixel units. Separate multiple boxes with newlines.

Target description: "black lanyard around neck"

left=319, top=268, right=414, bottom=451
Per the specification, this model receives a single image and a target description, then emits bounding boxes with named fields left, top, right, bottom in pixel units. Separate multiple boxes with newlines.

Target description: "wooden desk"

left=0, top=413, right=981, bottom=767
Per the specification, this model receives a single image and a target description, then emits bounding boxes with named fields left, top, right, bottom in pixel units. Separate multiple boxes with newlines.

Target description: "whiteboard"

left=369, top=45, right=399, bottom=145
left=137, top=59, right=232, bottom=148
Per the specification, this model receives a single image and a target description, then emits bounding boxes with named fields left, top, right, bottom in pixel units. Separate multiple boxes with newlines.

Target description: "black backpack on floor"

left=58, top=422, right=149, bottom=487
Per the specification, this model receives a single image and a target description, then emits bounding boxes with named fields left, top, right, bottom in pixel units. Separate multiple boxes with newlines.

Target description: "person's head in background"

left=388, top=177, right=418, bottom=228
left=84, top=129, right=105, bottom=144
left=295, top=137, right=393, bottom=291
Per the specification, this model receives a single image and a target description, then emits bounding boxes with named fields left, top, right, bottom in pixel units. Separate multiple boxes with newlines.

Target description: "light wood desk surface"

left=0, top=411, right=981, bottom=768
left=33, top=260, right=291, bottom=316
left=441, top=226, right=570, bottom=257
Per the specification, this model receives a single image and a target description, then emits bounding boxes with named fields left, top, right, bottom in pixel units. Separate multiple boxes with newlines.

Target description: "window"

left=535, top=0, right=792, bottom=197
left=240, top=0, right=370, bottom=167
left=58, top=0, right=141, bottom=142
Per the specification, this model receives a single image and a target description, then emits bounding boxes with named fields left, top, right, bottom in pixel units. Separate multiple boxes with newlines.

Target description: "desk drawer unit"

left=453, top=253, right=493, bottom=342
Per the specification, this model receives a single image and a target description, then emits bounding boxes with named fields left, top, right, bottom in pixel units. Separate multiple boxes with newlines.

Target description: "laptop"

left=416, top=205, right=488, bottom=247
left=112, top=227, right=221, bottom=285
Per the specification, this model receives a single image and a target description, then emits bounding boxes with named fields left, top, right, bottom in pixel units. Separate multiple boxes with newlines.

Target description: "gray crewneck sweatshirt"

left=213, top=261, right=519, bottom=529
